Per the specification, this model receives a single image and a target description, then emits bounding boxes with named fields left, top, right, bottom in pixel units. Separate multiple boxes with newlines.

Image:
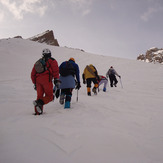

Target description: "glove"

left=33, top=84, right=37, bottom=91
left=54, top=79, right=61, bottom=89
left=76, top=82, right=81, bottom=90
left=83, top=80, right=86, bottom=84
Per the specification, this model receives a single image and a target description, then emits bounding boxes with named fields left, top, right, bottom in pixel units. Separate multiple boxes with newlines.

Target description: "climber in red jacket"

left=31, top=48, right=60, bottom=115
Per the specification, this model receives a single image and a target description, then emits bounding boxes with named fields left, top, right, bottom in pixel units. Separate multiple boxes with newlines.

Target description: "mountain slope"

left=0, top=38, right=163, bottom=163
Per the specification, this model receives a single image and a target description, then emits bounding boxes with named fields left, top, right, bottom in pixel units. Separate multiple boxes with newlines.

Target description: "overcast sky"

left=0, top=0, right=163, bottom=59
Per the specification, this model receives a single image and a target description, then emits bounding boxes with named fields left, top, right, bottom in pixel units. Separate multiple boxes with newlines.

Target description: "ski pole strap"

left=86, top=65, right=96, bottom=76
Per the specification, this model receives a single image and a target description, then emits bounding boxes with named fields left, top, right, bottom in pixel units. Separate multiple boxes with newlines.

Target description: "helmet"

left=110, top=66, right=113, bottom=68
left=42, top=48, right=51, bottom=58
left=69, top=57, right=75, bottom=62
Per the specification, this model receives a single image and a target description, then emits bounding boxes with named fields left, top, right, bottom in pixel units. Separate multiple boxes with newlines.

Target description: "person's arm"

left=75, top=64, right=80, bottom=83
left=31, top=66, right=37, bottom=84
left=50, top=59, right=59, bottom=79
left=114, top=69, right=120, bottom=78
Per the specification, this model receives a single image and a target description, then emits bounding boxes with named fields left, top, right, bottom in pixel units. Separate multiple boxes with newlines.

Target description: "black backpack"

left=34, top=58, right=47, bottom=73
left=59, top=61, right=75, bottom=76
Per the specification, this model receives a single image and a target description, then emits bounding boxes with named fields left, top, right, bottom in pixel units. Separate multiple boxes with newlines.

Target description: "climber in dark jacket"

left=106, top=66, right=121, bottom=87
left=58, top=57, right=81, bottom=108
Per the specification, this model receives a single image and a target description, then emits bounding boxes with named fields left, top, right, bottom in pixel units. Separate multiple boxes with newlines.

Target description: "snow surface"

left=0, top=38, right=163, bottom=163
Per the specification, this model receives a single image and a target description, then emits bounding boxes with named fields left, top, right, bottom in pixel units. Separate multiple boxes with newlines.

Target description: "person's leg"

left=103, top=79, right=108, bottom=92
left=34, top=76, right=52, bottom=115
left=92, top=78, right=98, bottom=94
left=109, top=75, right=114, bottom=87
left=64, top=88, right=73, bottom=108
left=114, top=76, right=118, bottom=87
left=86, top=79, right=91, bottom=96
left=42, top=81, right=54, bottom=104
left=33, top=82, right=44, bottom=115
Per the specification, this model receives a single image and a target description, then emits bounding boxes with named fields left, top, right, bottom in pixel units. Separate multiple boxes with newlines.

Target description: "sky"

left=0, top=0, right=163, bottom=59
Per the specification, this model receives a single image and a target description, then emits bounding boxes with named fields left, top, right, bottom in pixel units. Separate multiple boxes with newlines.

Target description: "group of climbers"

left=31, top=48, right=121, bottom=115
left=82, top=64, right=121, bottom=95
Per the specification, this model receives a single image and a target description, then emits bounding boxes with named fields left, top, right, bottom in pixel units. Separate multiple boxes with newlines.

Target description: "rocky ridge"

left=137, top=47, right=163, bottom=63
left=28, top=30, right=59, bottom=46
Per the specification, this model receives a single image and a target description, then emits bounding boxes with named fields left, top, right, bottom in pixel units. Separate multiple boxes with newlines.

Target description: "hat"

left=69, top=57, right=75, bottom=62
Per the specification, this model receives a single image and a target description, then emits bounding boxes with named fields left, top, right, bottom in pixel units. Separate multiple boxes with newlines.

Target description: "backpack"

left=109, top=68, right=115, bottom=75
left=34, top=58, right=47, bottom=73
left=86, top=65, right=96, bottom=76
left=59, top=61, right=75, bottom=76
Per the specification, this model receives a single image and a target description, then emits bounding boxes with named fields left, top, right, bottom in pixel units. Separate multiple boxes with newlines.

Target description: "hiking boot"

left=92, top=87, right=97, bottom=95
left=87, top=92, right=91, bottom=96
left=36, top=106, right=42, bottom=114
left=114, top=81, right=118, bottom=87
left=64, top=101, right=70, bottom=109
left=33, top=99, right=44, bottom=115
left=103, top=87, right=106, bottom=92
left=60, top=94, right=65, bottom=105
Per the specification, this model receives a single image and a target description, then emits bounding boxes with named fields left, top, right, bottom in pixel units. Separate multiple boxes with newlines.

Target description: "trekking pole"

left=76, top=89, right=79, bottom=102
left=53, top=88, right=57, bottom=101
left=119, top=77, right=123, bottom=88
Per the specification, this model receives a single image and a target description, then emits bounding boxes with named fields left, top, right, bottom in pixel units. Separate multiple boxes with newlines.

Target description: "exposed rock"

left=29, top=30, right=59, bottom=46
left=137, top=54, right=145, bottom=61
left=64, top=46, right=85, bottom=52
left=137, top=47, right=163, bottom=63
left=14, top=36, right=23, bottom=39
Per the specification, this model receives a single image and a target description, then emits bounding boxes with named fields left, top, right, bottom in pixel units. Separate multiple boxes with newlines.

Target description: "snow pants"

left=61, top=88, right=73, bottom=102
left=99, top=79, right=108, bottom=90
left=86, top=78, right=98, bottom=94
left=36, top=75, right=54, bottom=105
left=109, top=74, right=118, bottom=87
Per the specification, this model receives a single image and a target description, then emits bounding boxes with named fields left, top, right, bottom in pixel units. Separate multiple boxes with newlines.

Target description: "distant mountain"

left=28, top=30, right=59, bottom=46
left=12, top=30, right=86, bottom=52
left=137, top=47, right=163, bottom=64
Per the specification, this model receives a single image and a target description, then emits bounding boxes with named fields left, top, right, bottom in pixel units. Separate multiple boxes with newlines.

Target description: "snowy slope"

left=0, top=38, right=163, bottom=163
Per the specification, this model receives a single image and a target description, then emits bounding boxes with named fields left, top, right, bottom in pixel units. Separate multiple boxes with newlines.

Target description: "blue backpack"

left=59, top=61, right=75, bottom=76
